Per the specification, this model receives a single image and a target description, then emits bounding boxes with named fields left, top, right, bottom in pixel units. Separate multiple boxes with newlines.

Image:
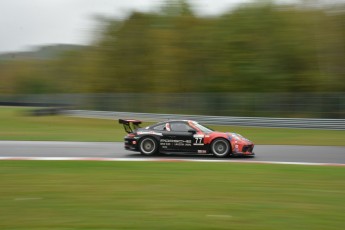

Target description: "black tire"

left=211, top=138, right=231, bottom=158
left=139, top=137, right=158, bottom=156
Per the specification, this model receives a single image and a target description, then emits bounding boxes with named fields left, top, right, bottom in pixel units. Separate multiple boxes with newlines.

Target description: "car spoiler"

left=118, top=119, right=142, bottom=134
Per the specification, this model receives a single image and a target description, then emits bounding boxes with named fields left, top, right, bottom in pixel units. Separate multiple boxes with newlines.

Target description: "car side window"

left=170, top=122, right=191, bottom=132
left=152, top=123, right=165, bottom=131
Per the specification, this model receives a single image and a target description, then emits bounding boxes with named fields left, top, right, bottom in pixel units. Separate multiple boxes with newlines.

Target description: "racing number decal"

left=193, top=135, right=204, bottom=146
left=195, top=137, right=203, bottom=144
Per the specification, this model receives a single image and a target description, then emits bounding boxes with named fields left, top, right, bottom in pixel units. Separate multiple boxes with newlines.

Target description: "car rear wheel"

left=139, top=137, right=158, bottom=156
left=211, top=138, right=230, bottom=158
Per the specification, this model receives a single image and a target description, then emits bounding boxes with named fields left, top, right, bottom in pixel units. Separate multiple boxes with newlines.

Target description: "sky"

left=0, top=0, right=266, bottom=53
left=0, top=0, right=252, bottom=53
left=0, top=0, right=338, bottom=54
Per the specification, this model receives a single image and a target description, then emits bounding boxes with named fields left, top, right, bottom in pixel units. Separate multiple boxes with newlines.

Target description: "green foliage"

left=0, top=1, right=344, bottom=94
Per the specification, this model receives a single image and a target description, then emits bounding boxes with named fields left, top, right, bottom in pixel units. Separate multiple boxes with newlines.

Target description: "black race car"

left=119, top=119, right=255, bottom=158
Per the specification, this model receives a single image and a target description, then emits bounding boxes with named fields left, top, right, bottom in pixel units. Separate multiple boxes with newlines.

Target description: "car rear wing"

left=118, top=119, right=142, bottom=133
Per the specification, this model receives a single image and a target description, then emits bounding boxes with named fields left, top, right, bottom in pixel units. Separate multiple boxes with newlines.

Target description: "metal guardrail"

left=64, top=110, right=345, bottom=130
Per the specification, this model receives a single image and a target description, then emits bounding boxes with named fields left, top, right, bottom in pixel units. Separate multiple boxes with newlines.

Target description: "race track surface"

left=0, top=141, right=344, bottom=164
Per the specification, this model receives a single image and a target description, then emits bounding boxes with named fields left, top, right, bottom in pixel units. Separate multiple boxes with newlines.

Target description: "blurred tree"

left=0, top=0, right=344, bottom=95
left=94, top=12, right=155, bottom=92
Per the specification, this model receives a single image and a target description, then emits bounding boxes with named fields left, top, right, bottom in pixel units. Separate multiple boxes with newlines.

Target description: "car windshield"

left=192, top=121, right=214, bottom=133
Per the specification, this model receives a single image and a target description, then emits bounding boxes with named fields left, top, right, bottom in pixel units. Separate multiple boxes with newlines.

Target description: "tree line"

left=1, top=0, right=344, bottom=94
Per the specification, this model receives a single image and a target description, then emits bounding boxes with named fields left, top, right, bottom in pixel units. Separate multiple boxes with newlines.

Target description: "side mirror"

left=188, top=129, right=196, bottom=134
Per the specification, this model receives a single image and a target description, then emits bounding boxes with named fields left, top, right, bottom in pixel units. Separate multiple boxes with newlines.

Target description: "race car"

left=119, top=119, right=254, bottom=158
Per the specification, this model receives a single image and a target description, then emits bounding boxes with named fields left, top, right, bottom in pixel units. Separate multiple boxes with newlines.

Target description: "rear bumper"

left=124, top=138, right=139, bottom=151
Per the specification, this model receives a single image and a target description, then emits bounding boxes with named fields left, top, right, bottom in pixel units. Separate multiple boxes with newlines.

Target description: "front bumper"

left=232, top=144, right=255, bottom=156
left=231, top=151, right=255, bottom=157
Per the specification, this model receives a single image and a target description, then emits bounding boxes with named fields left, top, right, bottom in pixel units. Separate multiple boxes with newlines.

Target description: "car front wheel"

left=211, top=138, right=230, bottom=158
left=139, top=137, right=158, bottom=156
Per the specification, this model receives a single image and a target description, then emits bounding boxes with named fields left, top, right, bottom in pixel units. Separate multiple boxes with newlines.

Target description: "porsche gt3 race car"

left=119, top=119, right=255, bottom=158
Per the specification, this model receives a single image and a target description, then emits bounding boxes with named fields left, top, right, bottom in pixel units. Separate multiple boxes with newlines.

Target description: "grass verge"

left=0, top=161, right=344, bottom=230
left=0, top=106, right=344, bottom=145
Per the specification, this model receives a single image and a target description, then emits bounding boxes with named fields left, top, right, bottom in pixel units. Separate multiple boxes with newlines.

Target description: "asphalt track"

left=0, top=141, right=344, bottom=165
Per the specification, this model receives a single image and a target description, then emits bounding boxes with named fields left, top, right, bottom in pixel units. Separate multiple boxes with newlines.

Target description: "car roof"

left=151, top=120, right=195, bottom=126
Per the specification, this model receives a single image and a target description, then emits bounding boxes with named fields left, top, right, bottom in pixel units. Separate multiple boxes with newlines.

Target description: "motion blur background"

left=0, top=0, right=344, bottom=118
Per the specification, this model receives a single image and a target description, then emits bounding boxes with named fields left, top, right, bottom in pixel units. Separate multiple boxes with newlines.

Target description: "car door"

left=162, top=121, right=195, bottom=152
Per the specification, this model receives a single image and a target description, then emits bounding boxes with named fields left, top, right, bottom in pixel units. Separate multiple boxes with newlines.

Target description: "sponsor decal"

left=234, top=144, right=239, bottom=152
left=232, top=134, right=240, bottom=141
left=137, top=131, right=163, bottom=136
left=160, top=139, right=192, bottom=147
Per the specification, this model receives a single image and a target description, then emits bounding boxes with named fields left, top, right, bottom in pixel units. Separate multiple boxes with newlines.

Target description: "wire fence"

left=1, top=92, right=344, bottom=118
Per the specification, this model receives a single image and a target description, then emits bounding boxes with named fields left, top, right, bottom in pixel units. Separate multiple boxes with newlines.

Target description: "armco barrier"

left=63, top=110, right=345, bottom=130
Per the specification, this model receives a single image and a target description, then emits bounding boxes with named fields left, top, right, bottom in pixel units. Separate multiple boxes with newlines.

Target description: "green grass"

left=0, top=107, right=122, bottom=142
left=0, top=106, right=344, bottom=145
left=0, top=161, right=344, bottom=230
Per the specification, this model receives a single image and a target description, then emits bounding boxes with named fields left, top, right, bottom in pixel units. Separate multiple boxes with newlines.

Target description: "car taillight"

left=127, top=133, right=136, bottom=138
